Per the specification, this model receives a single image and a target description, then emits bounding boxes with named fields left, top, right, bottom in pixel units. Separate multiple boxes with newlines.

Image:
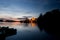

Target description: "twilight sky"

left=0, top=0, right=60, bottom=18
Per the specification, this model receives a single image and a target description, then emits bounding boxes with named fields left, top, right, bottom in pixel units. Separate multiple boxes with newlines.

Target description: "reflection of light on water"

left=0, top=22, right=48, bottom=40
left=0, top=22, right=37, bottom=27
left=0, top=22, right=21, bottom=27
left=0, top=22, right=50, bottom=40
left=31, top=23, right=36, bottom=27
left=10, top=22, right=21, bottom=26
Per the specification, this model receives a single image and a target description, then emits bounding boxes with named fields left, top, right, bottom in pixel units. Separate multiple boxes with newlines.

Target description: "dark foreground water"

left=0, top=22, right=57, bottom=40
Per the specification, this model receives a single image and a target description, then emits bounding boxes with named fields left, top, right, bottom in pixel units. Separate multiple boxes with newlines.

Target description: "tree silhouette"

left=37, top=9, right=60, bottom=35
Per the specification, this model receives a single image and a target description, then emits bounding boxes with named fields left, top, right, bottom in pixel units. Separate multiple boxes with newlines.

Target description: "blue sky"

left=0, top=0, right=60, bottom=18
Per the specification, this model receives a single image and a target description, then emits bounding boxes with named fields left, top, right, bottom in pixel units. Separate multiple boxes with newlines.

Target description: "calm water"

left=0, top=22, right=54, bottom=40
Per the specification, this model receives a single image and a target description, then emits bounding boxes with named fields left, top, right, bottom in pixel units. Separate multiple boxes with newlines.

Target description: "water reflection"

left=0, top=22, right=36, bottom=27
left=0, top=22, right=21, bottom=26
left=0, top=22, right=53, bottom=40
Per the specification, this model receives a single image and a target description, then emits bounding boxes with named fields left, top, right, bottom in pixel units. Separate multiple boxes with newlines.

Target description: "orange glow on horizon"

left=31, top=17, right=36, bottom=21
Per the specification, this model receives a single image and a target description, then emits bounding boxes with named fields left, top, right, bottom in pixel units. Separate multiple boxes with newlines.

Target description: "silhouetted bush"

left=0, top=27, right=17, bottom=40
left=24, top=17, right=30, bottom=23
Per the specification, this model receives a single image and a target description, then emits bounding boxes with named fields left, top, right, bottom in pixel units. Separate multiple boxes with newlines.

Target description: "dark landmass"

left=37, top=9, right=60, bottom=40
left=0, top=18, right=37, bottom=23
left=0, top=20, right=4, bottom=22
left=5, top=20, right=17, bottom=22
left=0, top=27, right=17, bottom=40
left=20, top=17, right=37, bottom=23
left=0, top=19, right=20, bottom=22
left=23, top=17, right=30, bottom=23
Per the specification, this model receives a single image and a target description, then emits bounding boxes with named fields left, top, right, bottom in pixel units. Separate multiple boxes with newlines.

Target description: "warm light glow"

left=31, top=17, right=36, bottom=21
left=31, top=23, right=36, bottom=27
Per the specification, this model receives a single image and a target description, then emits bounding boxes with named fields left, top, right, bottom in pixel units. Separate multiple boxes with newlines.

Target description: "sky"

left=0, top=0, right=60, bottom=18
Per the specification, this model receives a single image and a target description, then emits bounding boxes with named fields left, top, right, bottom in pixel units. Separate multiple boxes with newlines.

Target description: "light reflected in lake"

left=0, top=22, right=36, bottom=27
left=0, top=22, right=52, bottom=40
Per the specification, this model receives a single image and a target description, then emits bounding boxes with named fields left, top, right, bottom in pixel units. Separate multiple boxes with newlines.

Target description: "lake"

left=0, top=22, right=56, bottom=40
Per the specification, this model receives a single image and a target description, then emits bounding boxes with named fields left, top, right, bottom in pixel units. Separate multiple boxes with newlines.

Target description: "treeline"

left=37, top=9, right=60, bottom=35
left=37, top=9, right=60, bottom=27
